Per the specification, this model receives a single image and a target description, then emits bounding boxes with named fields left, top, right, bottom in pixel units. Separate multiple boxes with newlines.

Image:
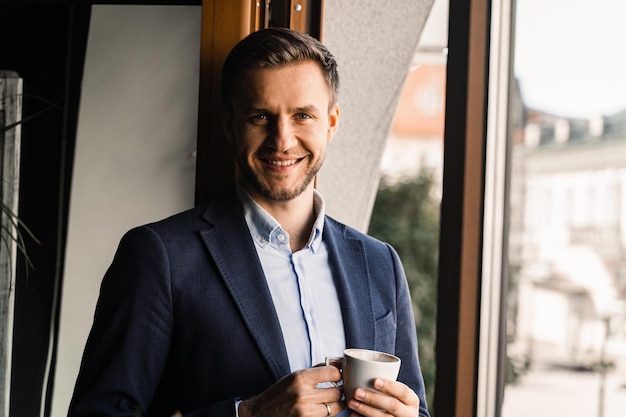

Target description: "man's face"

left=224, top=61, right=340, bottom=204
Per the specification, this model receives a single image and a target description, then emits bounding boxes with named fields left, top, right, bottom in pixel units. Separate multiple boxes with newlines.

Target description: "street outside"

left=502, top=364, right=626, bottom=417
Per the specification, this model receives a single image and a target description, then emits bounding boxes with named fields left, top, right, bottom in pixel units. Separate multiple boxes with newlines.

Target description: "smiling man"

left=68, top=28, right=430, bottom=417
left=225, top=58, right=339, bottom=252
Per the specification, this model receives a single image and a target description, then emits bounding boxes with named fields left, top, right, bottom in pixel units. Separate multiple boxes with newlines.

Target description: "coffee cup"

left=325, top=348, right=401, bottom=402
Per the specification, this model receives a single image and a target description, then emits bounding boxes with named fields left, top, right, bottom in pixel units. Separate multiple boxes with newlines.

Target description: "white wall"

left=320, top=0, right=434, bottom=231
left=53, top=6, right=201, bottom=416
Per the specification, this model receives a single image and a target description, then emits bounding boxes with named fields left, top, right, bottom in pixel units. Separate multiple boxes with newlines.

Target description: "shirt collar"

left=236, top=183, right=326, bottom=252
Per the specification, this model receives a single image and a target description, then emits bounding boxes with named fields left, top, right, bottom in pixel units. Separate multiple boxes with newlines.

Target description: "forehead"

left=231, top=61, right=333, bottom=107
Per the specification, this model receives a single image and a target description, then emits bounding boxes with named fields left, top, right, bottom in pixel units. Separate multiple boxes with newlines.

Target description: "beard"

left=236, top=153, right=324, bottom=202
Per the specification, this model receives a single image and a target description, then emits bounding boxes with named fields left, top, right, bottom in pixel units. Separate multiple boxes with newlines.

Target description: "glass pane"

left=503, top=0, right=626, bottom=416
left=368, top=0, right=448, bottom=410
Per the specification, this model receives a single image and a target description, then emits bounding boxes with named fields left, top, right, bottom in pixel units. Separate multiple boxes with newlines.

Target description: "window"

left=501, top=1, right=626, bottom=416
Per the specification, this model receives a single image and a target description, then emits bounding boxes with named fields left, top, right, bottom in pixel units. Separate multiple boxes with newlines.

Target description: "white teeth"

left=268, top=160, right=297, bottom=166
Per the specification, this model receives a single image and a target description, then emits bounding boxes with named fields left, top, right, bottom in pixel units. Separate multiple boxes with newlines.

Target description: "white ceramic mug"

left=326, top=348, right=401, bottom=402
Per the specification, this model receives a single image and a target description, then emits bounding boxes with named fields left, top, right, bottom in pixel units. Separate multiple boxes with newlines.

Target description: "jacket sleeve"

left=67, top=226, right=240, bottom=417
left=67, top=226, right=175, bottom=416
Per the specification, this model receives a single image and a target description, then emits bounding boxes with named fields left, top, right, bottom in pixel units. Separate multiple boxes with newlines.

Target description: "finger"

left=321, top=400, right=346, bottom=417
left=292, top=369, right=344, bottom=403
left=350, top=387, right=399, bottom=416
left=314, top=385, right=345, bottom=405
left=306, top=365, right=343, bottom=386
left=292, top=366, right=339, bottom=388
left=371, top=379, right=419, bottom=406
left=349, top=383, right=419, bottom=417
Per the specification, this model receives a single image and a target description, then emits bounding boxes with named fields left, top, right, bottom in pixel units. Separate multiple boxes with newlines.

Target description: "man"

left=69, top=28, right=430, bottom=417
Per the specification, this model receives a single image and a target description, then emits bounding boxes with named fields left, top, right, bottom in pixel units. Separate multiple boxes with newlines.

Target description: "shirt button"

left=277, top=233, right=286, bottom=242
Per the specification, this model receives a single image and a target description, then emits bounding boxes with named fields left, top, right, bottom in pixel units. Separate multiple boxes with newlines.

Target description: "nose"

left=267, top=117, right=297, bottom=152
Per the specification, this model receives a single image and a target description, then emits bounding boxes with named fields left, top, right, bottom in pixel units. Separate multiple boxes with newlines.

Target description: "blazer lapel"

left=198, top=194, right=291, bottom=380
left=323, top=219, right=376, bottom=350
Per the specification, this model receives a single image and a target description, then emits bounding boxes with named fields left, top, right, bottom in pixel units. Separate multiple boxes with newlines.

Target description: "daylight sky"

left=514, top=0, right=626, bottom=118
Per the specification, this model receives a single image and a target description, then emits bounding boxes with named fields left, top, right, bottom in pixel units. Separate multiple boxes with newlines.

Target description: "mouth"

left=261, top=156, right=307, bottom=167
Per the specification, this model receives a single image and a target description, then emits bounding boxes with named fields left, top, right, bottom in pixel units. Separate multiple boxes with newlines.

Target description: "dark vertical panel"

left=433, top=0, right=470, bottom=414
left=0, top=4, right=90, bottom=417
left=267, top=0, right=323, bottom=40
left=434, top=0, right=491, bottom=415
left=194, top=0, right=251, bottom=205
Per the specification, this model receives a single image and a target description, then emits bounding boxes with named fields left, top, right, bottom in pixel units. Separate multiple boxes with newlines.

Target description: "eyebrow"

left=242, top=105, right=322, bottom=115
left=292, top=105, right=321, bottom=114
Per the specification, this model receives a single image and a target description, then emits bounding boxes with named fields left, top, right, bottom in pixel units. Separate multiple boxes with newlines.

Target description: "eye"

left=295, top=113, right=313, bottom=120
left=248, top=114, right=268, bottom=124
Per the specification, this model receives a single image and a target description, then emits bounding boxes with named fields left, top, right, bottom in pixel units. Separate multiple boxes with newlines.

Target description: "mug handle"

left=325, top=357, right=344, bottom=388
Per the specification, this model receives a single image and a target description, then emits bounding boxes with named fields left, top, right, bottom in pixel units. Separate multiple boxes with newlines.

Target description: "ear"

left=326, top=104, right=340, bottom=143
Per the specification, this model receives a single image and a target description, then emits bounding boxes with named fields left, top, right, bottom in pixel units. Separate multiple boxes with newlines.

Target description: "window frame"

left=434, top=0, right=515, bottom=416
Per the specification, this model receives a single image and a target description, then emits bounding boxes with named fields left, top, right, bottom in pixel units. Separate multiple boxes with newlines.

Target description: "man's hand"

left=238, top=366, right=344, bottom=417
left=347, top=378, right=420, bottom=417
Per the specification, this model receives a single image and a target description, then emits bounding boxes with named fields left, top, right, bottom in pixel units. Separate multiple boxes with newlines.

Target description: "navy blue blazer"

left=68, top=190, right=430, bottom=417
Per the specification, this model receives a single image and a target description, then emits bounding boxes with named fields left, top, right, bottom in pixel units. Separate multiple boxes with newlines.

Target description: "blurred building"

left=380, top=0, right=447, bottom=187
left=380, top=0, right=626, bottom=375
left=508, top=105, right=626, bottom=369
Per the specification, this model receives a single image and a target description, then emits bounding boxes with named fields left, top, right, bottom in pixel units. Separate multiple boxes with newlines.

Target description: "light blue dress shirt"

left=236, top=184, right=346, bottom=372
left=234, top=186, right=352, bottom=416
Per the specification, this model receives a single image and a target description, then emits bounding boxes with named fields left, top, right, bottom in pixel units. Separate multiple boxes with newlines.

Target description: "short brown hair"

left=221, top=27, right=339, bottom=111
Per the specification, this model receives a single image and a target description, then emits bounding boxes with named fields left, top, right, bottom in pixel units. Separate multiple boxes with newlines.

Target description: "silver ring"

left=324, top=402, right=332, bottom=417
